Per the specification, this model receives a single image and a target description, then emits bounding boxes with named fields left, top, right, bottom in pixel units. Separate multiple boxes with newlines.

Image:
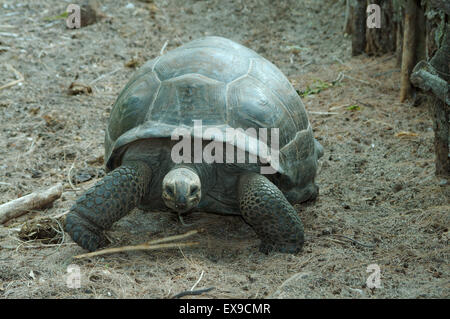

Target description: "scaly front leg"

left=238, top=173, right=305, bottom=254
left=64, top=161, right=152, bottom=251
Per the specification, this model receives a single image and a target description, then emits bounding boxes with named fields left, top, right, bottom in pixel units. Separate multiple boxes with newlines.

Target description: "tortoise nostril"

left=165, top=185, right=175, bottom=196
left=190, top=185, right=199, bottom=195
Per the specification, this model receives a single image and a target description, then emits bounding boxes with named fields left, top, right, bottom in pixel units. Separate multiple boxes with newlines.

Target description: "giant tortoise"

left=65, top=36, right=323, bottom=253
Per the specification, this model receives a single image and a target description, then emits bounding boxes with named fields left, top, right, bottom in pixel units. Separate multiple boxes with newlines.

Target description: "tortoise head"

left=162, top=167, right=201, bottom=213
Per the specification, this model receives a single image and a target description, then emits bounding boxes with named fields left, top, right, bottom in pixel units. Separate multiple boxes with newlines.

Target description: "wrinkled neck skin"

left=172, top=162, right=217, bottom=198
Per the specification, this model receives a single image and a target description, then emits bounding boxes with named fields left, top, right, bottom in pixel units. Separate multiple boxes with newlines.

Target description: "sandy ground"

left=0, top=0, right=448, bottom=298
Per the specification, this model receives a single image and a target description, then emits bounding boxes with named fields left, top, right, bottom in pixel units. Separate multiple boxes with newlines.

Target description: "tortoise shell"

left=105, top=36, right=320, bottom=188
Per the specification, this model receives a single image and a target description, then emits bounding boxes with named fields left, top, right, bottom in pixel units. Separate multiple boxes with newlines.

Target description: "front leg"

left=64, top=161, right=151, bottom=251
left=238, top=173, right=304, bottom=254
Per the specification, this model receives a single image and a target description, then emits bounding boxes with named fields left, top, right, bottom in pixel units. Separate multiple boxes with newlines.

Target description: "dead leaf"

left=125, top=58, right=140, bottom=68
left=68, top=82, right=92, bottom=95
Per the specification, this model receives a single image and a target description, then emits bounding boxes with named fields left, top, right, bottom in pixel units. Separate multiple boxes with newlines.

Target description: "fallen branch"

left=0, top=183, right=63, bottom=224
left=410, top=60, right=449, bottom=105
left=73, top=229, right=200, bottom=259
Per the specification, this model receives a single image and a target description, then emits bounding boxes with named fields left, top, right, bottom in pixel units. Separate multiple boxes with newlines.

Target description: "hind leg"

left=238, top=173, right=304, bottom=254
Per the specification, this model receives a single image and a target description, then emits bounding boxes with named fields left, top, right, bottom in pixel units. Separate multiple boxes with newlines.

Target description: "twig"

left=330, top=234, right=376, bottom=248
left=67, top=162, right=80, bottom=191
left=343, top=74, right=371, bottom=85
left=332, top=56, right=351, bottom=68
left=52, top=216, right=66, bottom=247
left=171, top=287, right=215, bottom=299
left=365, top=119, right=393, bottom=129
left=25, top=138, right=37, bottom=155
left=0, top=32, right=18, bottom=38
left=145, top=229, right=200, bottom=245
left=329, top=104, right=351, bottom=111
left=190, top=270, right=204, bottom=291
left=0, top=64, right=24, bottom=91
left=73, top=241, right=199, bottom=259
left=10, top=242, right=77, bottom=249
left=299, top=61, right=312, bottom=69
left=0, top=182, right=12, bottom=186
left=309, top=111, right=339, bottom=115
left=160, top=40, right=169, bottom=56
left=373, top=69, right=400, bottom=78
left=332, top=72, right=345, bottom=85
left=0, top=184, right=63, bottom=224
left=89, top=67, right=122, bottom=85
left=73, top=229, right=200, bottom=259
left=178, top=213, right=193, bottom=227
left=270, top=271, right=312, bottom=297
left=355, top=99, right=375, bottom=108
left=53, top=210, right=70, bottom=219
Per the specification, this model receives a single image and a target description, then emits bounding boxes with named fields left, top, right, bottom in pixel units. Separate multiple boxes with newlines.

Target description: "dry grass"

left=0, top=0, right=448, bottom=299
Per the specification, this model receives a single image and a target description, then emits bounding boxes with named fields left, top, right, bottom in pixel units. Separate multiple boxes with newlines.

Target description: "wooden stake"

left=351, top=0, right=367, bottom=56
left=399, top=0, right=418, bottom=102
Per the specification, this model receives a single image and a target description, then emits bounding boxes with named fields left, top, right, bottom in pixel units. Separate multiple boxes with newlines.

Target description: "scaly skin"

left=64, top=161, right=151, bottom=251
left=238, top=173, right=305, bottom=254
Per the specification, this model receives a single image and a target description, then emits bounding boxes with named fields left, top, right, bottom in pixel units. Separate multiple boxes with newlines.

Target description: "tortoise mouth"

left=164, top=197, right=200, bottom=213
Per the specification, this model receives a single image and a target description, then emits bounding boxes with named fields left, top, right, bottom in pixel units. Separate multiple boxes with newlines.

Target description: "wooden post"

left=365, top=0, right=397, bottom=56
left=352, top=0, right=367, bottom=56
left=399, top=0, right=418, bottom=102
left=429, top=23, right=450, bottom=177
left=432, top=99, right=450, bottom=177
left=415, top=4, right=427, bottom=63
left=411, top=23, right=449, bottom=177
left=343, top=0, right=353, bottom=35
left=396, top=18, right=403, bottom=67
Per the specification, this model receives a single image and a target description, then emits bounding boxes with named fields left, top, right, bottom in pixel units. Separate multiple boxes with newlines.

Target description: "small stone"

left=31, top=169, right=42, bottom=178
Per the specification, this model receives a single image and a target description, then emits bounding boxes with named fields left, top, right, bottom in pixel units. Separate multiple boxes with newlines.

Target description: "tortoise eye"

left=190, top=186, right=199, bottom=195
